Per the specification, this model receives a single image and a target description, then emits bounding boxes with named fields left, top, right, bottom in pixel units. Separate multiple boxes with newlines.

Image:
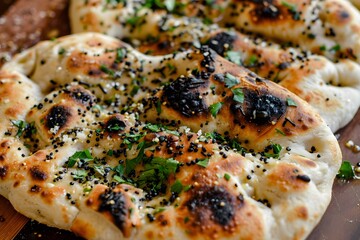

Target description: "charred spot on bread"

left=0, top=166, right=8, bottom=179
left=44, top=105, right=72, bottom=132
left=231, top=89, right=286, bottom=125
left=30, top=166, right=48, bottom=181
left=207, top=32, right=237, bottom=55
left=186, top=186, right=243, bottom=226
left=162, top=76, right=208, bottom=117
left=65, top=87, right=95, bottom=106
left=98, top=189, right=128, bottom=232
left=250, top=0, right=281, bottom=20
left=104, top=116, right=126, bottom=133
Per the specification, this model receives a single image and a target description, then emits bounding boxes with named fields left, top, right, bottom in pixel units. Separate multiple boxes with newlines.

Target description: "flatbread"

left=0, top=32, right=341, bottom=239
left=69, top=0, right=360, bottom=132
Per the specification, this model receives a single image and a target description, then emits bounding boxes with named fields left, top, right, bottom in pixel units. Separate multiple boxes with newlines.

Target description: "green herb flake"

left=337, top=161, right=355, bottom=179
left=275, top=128, right=286, bottom=136
left=281, top=1, right=300, bottom=20
left=113, top=175, right=128, bottom=183
left=232, top=88, right=244, bottom=103
left=100, top=65, right=115, bottom=76
left=224, top=173, right=231, bottom=181
left=171, top=180, right=183, bottom=194
left=183, top=185, right=192, bottom=191
left=184, top=216, right=190, bottom=223
left=153, top=207, right=166, bottom=215
left=136, top=157, right=180, bottom=192
left=320, top=45, right=327, bottom=51
left=264, top=144, right=283, bottom=159
left=196, top=158, right=209, bottom=168
left=73, top=170, right=87, bottom=180
left=156, top=100, right=162, bottom=115
left=209, top=102, right=223, bottom=118
left=115, top=48, right=125, bottom=63
left=107, top=150, right=114, bottom=156
left=329, top=44, right=341, bottom=52
left=58, top=48, right=66, bottom=55
left=286, top=98, right=297, bottom=107
left=226, top=51, right=242, bottom=66
left=224, top=73, right=239, bottom=88
left=130, top=85, right=140, bottom=97
left=67, top=149, right=93, bottom=168
left=11, top=120, right=28, bottom=137
left=248, top=55, right=258, bottom=66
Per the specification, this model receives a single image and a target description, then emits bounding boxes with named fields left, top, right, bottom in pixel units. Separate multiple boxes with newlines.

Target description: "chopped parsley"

left=11, top=120, right=35, bottom=137
left=247, top=55, right=258, bottom=67
left=196, top=158, right=209, bottom=168
left=286, top=98, right=297, bottom=107
left=209, top=102, right=223, bottom=117
left=170, top=180, right=183, bottom=194
left=232, top=88, right=244, bottom=103
left=264, top=144, right=282, bottom=158
left=281, top=0, right=300, bottom=20
left=156, top=100, right=162, bottom=114
left=67, top=149, right=93, bottom=168
left=337, top=161, right=355, bottom=180
left=329, top=44, right=341, bottom=52
left=100, top=65, right=115, bottom=76
left=224, top=73, right=239, bottom=88
left=275, top=128, right=286, bottom=136
left=224, top=173, right=231, bottom=181
left=115, top=48, right=125, bottom=63
left=225, top=51, right=242, bottom=66
left=136, top=157, right=180, bottom=191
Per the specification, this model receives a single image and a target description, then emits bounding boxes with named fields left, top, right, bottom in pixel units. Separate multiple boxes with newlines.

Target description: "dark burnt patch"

left=0, top=166, right=8, bottom=179
left=30, top=166, right=48, bottom=181
left=0, top=154, right=5, bottom=162
left=231, top=89, right=286, bottom=125
left=66, top=87, right=94, bottom=106
left=44, top=105, right=71, bottom=132
left=162, top=76, right=207, bottom=117
left=98, top=189, right=128, bottom=232
left=250, top=0, right=280, bottom=20
left=186, top=186, right=243, bottom=226
left=104, top=116, right=126, bottom=133
left=207, top=32, right=237, bottom=55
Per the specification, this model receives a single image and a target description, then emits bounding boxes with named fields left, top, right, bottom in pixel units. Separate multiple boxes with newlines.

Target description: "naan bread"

left=69, top=0, right=360, bottom=132
left=0, top=32, right=341, bottom=239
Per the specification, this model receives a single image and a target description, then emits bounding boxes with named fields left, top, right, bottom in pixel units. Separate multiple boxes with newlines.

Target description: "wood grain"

left=0, top=196, right=28, bottom=240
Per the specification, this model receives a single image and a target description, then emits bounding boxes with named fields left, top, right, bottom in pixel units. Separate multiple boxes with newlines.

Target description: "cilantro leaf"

left=224, top=73, right=239, bottom=88
left=197, top=158, right=209, bottom=168
left=232, top=88, right=244, bottom=103
left=337, top=161, right=355, bottom=179
left=67, top=149, right=93, bottom=168
left=171, top=180, right=183, bottom=194
left=209, top=102, right=223, bottom=118
left=125, top=141, right=154, bottom=175
left=224, top=173, right=231, bottom=181
left=100, top=65, right=115, bottom=76
left=286, top=98, right=297, bottom=107
left=72, top=170, right=87, bottom=180
left=136, top=157, right=180, bottom=191
left=264, top=144, right=282, bottom=158
left=275, top=128, right=286, bottom=136
left=225, top=51, right=242, bottom=66
left=11, top=120, right=28, bottom=137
